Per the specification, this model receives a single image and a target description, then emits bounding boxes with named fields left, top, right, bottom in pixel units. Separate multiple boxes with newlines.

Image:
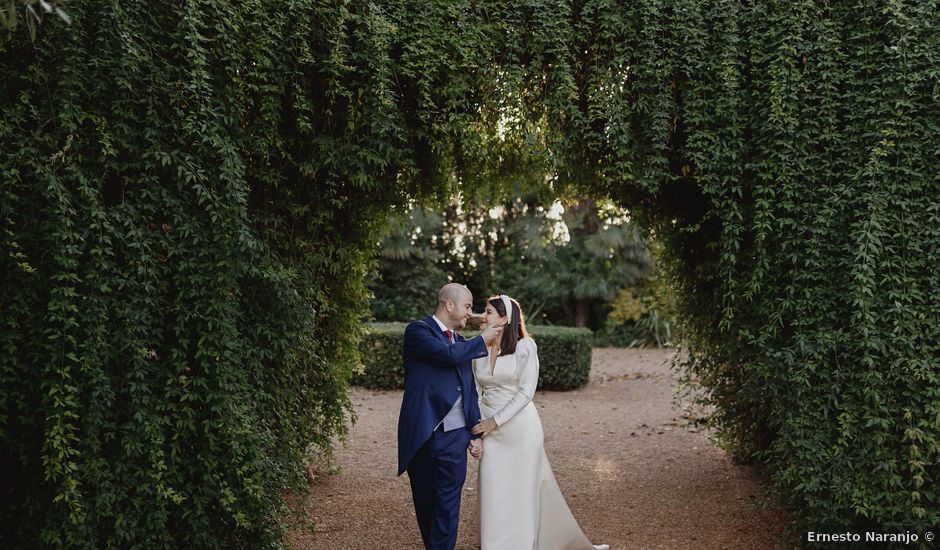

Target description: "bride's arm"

left=492, top=338, right=539, bottom=426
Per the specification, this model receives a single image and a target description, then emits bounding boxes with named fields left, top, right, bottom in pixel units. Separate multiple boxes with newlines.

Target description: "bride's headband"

left=499, top=295, right=513, bottom=323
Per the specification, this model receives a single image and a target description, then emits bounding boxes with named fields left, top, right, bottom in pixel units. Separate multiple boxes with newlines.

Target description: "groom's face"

left=449, top=291, right=474, bottom=330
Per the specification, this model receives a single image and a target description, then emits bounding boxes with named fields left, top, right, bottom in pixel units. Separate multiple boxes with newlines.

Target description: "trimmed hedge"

left=353, top=323, right=592, bottom=391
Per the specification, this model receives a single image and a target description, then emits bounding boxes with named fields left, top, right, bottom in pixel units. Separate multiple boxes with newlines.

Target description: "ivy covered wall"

left=560, top=0, right=940, bottom=532
left=0, top=1, right=426, bottom=546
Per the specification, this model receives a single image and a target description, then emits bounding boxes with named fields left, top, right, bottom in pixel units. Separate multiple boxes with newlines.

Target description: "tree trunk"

left=574, top=299, right=588, bottom=327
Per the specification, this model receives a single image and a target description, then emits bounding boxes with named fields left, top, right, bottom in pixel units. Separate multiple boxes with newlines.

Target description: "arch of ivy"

left=2, top=0, right=938, bottom=546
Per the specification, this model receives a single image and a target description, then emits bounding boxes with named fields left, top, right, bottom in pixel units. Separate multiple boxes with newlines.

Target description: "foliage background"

left=368, top=197, right=666, bottom=341
left=1, top=0, right=938, bottom=546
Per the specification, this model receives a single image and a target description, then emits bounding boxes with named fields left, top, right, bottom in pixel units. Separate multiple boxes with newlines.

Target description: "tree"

left=369, top=208, right=448, bottom=321
left=544, top=198, right=651, bottom=327
left=370, top=194, right=653, bottom=330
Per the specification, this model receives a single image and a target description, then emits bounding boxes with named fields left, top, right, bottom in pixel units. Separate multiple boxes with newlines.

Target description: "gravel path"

left=289, top=348, right=788, bottom=549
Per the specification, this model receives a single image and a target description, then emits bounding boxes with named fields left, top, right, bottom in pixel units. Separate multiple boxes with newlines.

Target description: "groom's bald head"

left=438, top=283, right=471, bottom=306
left=436, top=283, right=474, bottom=330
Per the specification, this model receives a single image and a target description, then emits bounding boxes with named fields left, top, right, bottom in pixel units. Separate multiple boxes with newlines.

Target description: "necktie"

left=444, top=330, right=453, bottom=344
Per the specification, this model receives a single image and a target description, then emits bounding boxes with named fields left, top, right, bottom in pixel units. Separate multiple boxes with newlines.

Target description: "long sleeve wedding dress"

left=474, top=338, right=608, bottom=550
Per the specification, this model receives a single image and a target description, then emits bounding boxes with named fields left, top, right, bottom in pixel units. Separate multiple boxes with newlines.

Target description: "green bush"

left=352, top=323, right=410, bottom=390
left=523, top=326, right=594, bottom=390
left=354, top=323, right=593, bottom=391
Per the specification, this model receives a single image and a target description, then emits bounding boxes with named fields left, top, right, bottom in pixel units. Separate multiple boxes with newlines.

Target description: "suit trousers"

left=406, top=425, right=471, bottom=550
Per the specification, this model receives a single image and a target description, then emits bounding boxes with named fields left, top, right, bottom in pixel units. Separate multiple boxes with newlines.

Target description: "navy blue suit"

left=397, top=316, right=487, bottom=550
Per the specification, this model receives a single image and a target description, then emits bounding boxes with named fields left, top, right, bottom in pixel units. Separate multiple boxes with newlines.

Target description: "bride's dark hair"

left=487, top=296, right=531, bottom=356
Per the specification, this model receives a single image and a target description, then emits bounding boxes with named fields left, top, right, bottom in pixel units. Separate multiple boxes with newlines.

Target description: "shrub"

left=524, top=326, right=594, bottom=390
left=352, top=323, right=409, bottom=390
left=354, top=323, right=593, bottom=391
left=597, top=275, right=676, bottom=348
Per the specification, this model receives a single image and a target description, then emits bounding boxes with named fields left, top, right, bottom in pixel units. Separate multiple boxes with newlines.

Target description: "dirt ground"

left=289, top=348, right=788, bottom=549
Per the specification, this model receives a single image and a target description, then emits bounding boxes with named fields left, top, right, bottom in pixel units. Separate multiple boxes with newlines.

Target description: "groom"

left=397, top=283, right=505, bottom=550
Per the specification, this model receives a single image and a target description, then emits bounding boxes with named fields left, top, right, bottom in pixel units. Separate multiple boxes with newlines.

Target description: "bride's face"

left=480, top=303, right=503, bottom=331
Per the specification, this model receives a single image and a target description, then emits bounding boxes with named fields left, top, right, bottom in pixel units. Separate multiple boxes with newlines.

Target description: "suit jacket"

left=397, top=315, right=487, bottom=475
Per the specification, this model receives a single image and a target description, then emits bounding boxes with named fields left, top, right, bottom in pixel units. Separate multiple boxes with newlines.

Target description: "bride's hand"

left=471, top=418, right=497, bottom=437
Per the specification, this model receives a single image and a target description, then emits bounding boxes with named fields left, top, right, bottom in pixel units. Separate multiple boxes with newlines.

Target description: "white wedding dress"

left=474, top=337, right=608, bottom=550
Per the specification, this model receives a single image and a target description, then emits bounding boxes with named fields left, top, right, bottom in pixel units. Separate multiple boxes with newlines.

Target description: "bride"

left=471, top=295, right=609, bottom=550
